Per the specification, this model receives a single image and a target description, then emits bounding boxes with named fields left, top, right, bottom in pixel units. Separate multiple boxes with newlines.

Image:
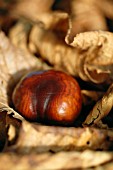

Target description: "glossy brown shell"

left=12, top=70, right=82, bottom=125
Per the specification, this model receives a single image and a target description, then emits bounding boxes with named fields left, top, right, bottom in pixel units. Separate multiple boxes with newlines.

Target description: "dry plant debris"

left=11, top=121, right=113, bottom=153
left=83, top=83, right=113, bottom=127
left=0, top=150, right=113, bottom=170
left=0, top=31, right=49, bottom=114
left=1, top=0, right=113, bottom=169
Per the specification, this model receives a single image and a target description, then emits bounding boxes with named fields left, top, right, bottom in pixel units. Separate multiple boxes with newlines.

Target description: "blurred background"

left=1, top=0, right=113, bottom=34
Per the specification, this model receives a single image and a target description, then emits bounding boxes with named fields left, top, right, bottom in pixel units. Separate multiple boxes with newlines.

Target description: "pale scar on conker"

left=12, top=70, right=82, bottom=125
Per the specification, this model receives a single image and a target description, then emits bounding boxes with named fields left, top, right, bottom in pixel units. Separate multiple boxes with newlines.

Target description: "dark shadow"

left=52, top=0, right=71, bottom=14
left=106, top=18, right=113, bottom=32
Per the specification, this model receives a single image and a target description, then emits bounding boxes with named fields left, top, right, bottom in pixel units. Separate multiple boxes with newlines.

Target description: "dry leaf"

left=83, top=83, right=113, bottom=127
left=29, top=24, right=81, bottom=76
left=54, top=0, right=113, bottom=35
left=10, top=120, right=113, bottom=153
left=1, top=1, right=113, bottom=169
left=0, top=150, right=112, bottom=170
left=9, top=19, right=32, bottom=51
left=96, top=0, right=113, bottom=19
left=10, top=0, right=69, bottom=30
left=67, top=0, right=107, bottom=36
left=30, top=23, right=113, bottom=85
left=6, top=114, right=21, bottom=145
left=9, top=1, right=113, bottom=85
left=0, top=111, right=20, bottom=151
left=66, top=30, right=113, bottom=84
left=10, top=0, right=54, bottom=22
left=9, top=13, right=69, bottom=54
left=98, top=162, right=113, bottom=170
left=0, top=31, right=49, bottom=115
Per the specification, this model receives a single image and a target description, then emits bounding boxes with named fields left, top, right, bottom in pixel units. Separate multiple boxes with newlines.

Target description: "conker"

left=12, top=70, right=82, bottom=125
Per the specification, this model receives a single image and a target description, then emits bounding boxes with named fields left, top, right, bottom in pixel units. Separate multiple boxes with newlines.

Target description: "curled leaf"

left=68, top=0, right=107, bottom=37
left=29, top=24, right=79, bottom=76
left=66, top=30, right=113, bottom=84
left=54, top=0, right=113, bottom=36
left=0, top=31, right=49, bottom=115
left=83, top=83, right=113, bottom=127
left=29, top=21, right=113, bottom=85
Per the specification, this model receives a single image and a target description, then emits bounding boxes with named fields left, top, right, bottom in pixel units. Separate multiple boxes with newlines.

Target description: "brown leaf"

left=9, top=13, right=69, bottom=54
left=10, top=0, right=54, bottom=22
left=11, top=120, right=113, bottom=153
left=9, top=19, right=32, bottom=51
left=10, top=2, right=113, bottom=85
left=0, top=150, right=112, bottom=170
left=10, top=0, right=71, bottom=33
left=68, top=0, right=107, bottom=37
left=96, top=0, right=113, bottom=19
left=30, top=23, right=113, bottom=85
left=6, top=114, right=21, bottom=145
left=66, top=30, right=113, bottom=84
left=83, top=83, right=113, bottom=127
left=54, top=0, right=113, bottom=36
left=1, top=1, right=113, bottom=169
left=10, top=0, right=67, bottom=30
left=0, top=31, right=49, bottom=115
left=0, top=111, right=19, bottom=151
left=29, top=23, right=80, bottom=76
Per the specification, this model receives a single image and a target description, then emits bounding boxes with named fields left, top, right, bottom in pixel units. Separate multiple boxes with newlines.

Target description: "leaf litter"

left=1, top=0, right=113, bottom=169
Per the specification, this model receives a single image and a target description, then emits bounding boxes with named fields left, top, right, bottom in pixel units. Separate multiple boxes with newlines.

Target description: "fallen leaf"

left=67, top=0, right=107, bottom=37
left=0, top=31, right=49, bottom=115
left=66, top=30, right=113, bottom=84
left=11, top=120, right=113, bottom=153
left=1, top=1, right=113, bottom=169
left=54, top=0, right=113, bottom=36
left=10, top=0, right=54, bottom=22
left=29, top=23, right=80, bottom=76
left=10, top=0, right=68, bottom=29
left=83, top=83, right=113, bottom=127
left=0, top=150, right=112, bottom=170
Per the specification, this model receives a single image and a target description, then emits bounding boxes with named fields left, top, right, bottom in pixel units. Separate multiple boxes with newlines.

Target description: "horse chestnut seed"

left=12, top=70, right=82, bottom=125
